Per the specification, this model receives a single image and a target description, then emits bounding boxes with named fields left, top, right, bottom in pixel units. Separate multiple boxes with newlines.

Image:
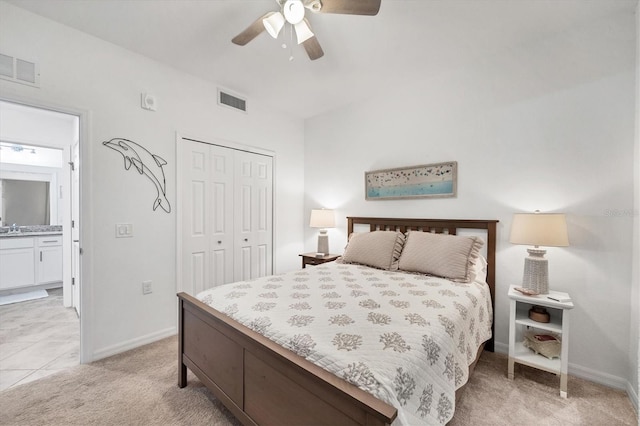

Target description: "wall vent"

left=0, top=53, right=39, bottom=87
left=218, top=88, right=247, bottom=113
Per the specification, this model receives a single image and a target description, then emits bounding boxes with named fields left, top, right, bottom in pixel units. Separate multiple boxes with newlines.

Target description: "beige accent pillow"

left=398, top=231, right=484, bottom=282
left=342, top=231, right=405, bottom=270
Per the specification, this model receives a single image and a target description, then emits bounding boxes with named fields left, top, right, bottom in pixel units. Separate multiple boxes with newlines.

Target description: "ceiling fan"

left=232, top=0, right=381, bottom=61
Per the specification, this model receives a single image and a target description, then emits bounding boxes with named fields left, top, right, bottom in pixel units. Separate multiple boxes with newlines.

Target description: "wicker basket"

left=522, top=330, right=561, bottom=359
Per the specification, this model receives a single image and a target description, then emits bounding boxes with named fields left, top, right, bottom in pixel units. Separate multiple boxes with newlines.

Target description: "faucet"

left=9, top=223, right=19, bottom=234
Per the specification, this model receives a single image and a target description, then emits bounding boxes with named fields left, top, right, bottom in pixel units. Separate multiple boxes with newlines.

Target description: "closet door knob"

left=217, top=240, right=222, bottom=244
left=244, top=238, right=248, bottom=242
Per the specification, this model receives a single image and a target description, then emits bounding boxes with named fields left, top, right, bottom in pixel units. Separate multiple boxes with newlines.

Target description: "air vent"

left=218, top=88, right=247, bottom=113
left=0, top=53, right=39, bottom=87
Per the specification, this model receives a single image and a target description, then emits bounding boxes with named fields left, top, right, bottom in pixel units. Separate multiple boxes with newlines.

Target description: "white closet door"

left=181, top=139, right=272, bottom=294
left=181, top=140, right=234, bottom=294
left=209, top=145, right=235, bottom=286
left=234, top=151, right=273, bottom=281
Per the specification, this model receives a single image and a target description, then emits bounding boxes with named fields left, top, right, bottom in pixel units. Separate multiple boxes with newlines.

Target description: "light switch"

left=116, top=223, right=133, bottom=238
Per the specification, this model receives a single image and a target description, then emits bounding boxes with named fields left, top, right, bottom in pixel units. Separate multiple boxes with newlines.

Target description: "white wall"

left=0, top=101, right=79, bottom=149
left=631, top=0, right=640, bottom=409
left=304, top=9, right=637, bottom=392
left=0, top=2, right=305, bottom=361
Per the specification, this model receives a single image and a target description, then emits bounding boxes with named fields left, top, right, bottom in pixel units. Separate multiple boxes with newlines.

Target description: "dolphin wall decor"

left=102, top=138, right=171, bottom=213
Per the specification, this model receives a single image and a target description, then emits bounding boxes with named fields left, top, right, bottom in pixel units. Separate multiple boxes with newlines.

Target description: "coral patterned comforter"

left=197, top=261, right=492, bottom=425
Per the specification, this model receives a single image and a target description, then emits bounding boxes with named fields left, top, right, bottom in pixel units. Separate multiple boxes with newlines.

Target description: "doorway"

left=0, top=100, right=82, bottom=389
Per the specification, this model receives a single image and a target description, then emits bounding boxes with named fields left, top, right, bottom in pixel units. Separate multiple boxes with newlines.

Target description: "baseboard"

left=627, top=380, right=639, bottom=414
left=494, top=341, right=508, bottom=354
left=91, top=327, right=176, bottom=362
left=568, top=362, right=628, bottom=391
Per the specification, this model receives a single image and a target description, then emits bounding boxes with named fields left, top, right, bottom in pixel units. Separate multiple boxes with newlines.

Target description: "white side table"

left=508, top=285, right=574, bottom=398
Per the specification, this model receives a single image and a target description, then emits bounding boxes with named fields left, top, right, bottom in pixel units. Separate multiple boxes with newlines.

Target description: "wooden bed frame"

left=178, top=217, right=498, bottom=426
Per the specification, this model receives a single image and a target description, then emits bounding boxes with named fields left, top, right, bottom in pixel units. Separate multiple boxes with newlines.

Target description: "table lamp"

left=309, top=209, right=335, bottom=256
left=509, top=211, right=569, bottom=294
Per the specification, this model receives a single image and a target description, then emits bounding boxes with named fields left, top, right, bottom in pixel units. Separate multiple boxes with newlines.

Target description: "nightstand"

left=508, top=285, right=574, bottom=398
left=299, top=253, right=340, bottom=269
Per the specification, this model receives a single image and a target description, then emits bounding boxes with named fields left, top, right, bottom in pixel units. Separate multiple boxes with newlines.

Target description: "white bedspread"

left=197, top=262, right=492, bottom=425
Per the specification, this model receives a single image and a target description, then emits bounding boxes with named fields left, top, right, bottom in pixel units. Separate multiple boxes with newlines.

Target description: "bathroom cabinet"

left=0, top=237, right=36, bottom=289
left=37, top=236, right=63, bottom=284
left=0, top=234, right=62, bottom=290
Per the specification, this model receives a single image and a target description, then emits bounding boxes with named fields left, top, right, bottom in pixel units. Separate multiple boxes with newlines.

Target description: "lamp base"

left=522, top=248, right=549, bottom=294
left=317, top=230, right=329, bottom=256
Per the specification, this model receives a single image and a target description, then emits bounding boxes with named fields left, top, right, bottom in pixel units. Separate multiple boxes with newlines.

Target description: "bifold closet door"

left=234, top=151, right=273, bottom=281
left=181, top=140, right=234, bottom=295
left=181, top=139, right=273, bottom=294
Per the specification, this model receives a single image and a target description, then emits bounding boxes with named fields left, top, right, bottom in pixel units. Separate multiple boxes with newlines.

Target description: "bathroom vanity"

left=0, top=228, right=63, bottom=291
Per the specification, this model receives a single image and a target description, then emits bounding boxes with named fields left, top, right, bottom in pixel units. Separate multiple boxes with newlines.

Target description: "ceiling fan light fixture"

left=263, top=11, right=285, bottom=38
left=307, top=0, right=322, bottom=13
left=283, top=0, right=305, bottom=24
left=234, top=0, right=381, bottom=60
left=294, top=20, right=314, bottom=44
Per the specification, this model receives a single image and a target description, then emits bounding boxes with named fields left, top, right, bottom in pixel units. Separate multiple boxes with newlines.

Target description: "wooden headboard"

left=347, top=216, right=498, bottom=351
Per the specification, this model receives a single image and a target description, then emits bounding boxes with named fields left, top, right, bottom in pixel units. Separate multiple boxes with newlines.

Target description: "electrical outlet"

left=142, top=280, right=152, bottom=295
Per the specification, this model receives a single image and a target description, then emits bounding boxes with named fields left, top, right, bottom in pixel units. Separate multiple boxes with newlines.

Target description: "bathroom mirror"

left=0, top=142, right=62, bottom=227
left=1, top=179, right=51, bottom=225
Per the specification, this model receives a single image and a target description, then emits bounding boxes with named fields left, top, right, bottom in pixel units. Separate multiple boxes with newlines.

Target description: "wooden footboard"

left=178, top=292, right=397, bottom=426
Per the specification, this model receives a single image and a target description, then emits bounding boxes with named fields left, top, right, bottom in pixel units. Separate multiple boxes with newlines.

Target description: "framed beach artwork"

left=365, top=161, right=457, bottom=200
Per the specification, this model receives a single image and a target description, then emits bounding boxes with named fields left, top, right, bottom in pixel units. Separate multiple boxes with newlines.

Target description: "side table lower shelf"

left=509, top=341, right=562, bottom=374
left=509, top=342, right=567, bottom=398
left=508, top=285, right=573, bottom=398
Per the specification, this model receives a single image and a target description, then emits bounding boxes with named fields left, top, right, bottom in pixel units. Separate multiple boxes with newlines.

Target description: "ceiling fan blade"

left=303, top=36, right=324, bottom=60
left=231, top=13, right=271, bottom=46
left=308, top=0, right=381, bottom=15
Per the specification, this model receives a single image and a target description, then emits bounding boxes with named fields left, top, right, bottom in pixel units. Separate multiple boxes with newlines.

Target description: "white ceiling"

left=5, top=0, right=638, bottom=119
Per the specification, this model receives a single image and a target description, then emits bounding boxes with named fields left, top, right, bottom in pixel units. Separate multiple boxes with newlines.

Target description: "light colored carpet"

left=450, top=352, right=637, bottom=425
left=0, top=335, right=636, bottom=425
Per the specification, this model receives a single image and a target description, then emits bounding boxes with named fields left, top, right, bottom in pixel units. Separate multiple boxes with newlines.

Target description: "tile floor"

left=0, top=288, right=79, bottom=391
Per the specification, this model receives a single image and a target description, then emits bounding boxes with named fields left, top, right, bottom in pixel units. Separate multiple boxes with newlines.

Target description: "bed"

left=178, top=217, right=497, bottom=425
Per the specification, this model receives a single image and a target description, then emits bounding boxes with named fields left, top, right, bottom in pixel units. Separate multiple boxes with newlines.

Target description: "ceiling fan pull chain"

left=289, top=24, right=294, bottom=61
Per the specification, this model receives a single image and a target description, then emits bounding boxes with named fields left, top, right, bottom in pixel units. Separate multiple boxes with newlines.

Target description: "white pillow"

left=473, top=255, right=488, bottom=283
left=342, top=231, right=405, bottom=270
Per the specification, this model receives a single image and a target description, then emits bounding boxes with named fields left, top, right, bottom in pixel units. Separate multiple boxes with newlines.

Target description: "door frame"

left=1, top=94, right=92, bottom=364
left=68, top=140, right=81, bottom=316
left=175, top=132, right=276, bottom=293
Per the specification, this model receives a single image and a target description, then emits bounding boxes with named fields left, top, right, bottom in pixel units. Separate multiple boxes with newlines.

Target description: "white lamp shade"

left=263, top=12, right=285, bottom=38
left=309, top=209, right=335, bottom=228
left=510, top=213, right=569, bottom=247
left=294, top=20, right=314, bottom=44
